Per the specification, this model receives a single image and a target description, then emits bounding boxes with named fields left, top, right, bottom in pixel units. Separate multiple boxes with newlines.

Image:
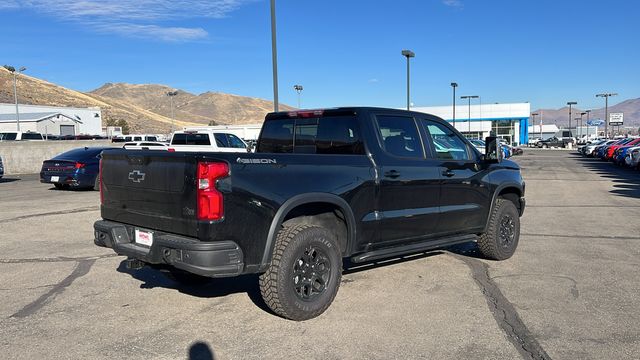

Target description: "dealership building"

left=0, top=103, right=102, bottom=136
left=412, top=102, right=530, bottom=146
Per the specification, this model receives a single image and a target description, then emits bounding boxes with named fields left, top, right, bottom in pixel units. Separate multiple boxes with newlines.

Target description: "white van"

left=0, top=131, right=44, bottom=141
left=169, top=129, right=249, bottom=153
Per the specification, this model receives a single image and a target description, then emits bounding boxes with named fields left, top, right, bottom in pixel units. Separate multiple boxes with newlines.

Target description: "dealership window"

left=492, top=120, right=517, bottom=146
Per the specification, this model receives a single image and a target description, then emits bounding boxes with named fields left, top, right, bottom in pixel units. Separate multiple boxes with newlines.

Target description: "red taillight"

left=197, top=162, right=229, bottom=221
left=168, top=148, right=176, bottom=152
left=99, top=159, right=104, bottom=205
left=75, top=162, right=85, bottom=169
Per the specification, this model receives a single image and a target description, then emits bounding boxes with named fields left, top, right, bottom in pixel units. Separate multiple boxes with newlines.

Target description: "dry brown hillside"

left=0, top=67, right=201, bottom=133
left=90, top=83, right=294, bottom=126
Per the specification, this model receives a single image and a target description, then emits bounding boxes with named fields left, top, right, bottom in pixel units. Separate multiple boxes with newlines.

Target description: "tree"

left=105, top=118, right=130, bottom=134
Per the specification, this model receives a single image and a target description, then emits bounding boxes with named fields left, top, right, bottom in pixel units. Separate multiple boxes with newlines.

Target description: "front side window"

left=423, top=120, right=471, bottom=161
left=375, top=115, right=423, bottom=158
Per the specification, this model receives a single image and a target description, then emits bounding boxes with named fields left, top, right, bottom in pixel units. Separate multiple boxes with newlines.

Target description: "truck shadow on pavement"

left=116, top=261, right=274, bottom=315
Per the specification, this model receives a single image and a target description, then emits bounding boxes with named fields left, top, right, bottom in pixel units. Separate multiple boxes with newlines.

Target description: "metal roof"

left=0, top=112, right=82, bottom=123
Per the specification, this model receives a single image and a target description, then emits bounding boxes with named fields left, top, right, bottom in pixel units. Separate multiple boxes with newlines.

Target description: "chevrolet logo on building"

left=128, top=170, right=146, bottom=183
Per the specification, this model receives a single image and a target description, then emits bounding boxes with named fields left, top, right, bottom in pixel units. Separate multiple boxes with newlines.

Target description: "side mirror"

left=484, top=136, right=502, bottom=163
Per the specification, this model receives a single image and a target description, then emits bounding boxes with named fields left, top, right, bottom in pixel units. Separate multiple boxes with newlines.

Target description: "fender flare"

left=483, top=183, right=524, bottom=233
left=258, top=193, right=357, bottom=271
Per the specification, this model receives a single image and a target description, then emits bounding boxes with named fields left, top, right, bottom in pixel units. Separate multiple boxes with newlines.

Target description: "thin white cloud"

left=368, top=78, right=379, bottom=83
left=1, top=0, right=250, bottom=42
left=442, top=0, right=463, bottom=8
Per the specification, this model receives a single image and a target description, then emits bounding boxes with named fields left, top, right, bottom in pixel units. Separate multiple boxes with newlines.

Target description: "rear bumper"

left=94, top=220, right=244, bottom=278
left=40, top=172, right=95, bottom=187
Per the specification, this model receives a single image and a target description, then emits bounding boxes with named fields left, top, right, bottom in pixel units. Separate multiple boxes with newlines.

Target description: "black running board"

left=350, top=234, right=477, bottom=264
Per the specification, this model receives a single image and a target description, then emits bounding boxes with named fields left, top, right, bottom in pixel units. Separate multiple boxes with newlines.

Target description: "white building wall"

left=412, top=102, right=530, bottom=121
left=0, top=122, right=38, bottom=132
left=0, top=103, right=102, bottom=135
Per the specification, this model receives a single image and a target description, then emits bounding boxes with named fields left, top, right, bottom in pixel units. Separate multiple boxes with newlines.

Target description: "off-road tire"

left=477, top=198, right=520, bottom=260
left=163, top=269, right=211, bottom=285
left=259, top=224, right=342, bottom=321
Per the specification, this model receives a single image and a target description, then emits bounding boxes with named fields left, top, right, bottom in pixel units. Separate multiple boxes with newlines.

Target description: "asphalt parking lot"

left=1, top=149, right=639, bottom=360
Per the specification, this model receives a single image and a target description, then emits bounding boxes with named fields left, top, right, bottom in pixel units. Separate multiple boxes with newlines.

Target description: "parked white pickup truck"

left=168, top=129, right=249, bottom=153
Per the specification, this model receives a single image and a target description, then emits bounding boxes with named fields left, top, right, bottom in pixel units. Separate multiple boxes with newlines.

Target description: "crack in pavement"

left=9, top=259, right=97, bottom=319
left=522, top=233, right=640, bottom=241
left=0, top=206, right=100, bottom=224
left=455, top=255, right=551, bottom=360
left=0, top=254, right=118, bottom=264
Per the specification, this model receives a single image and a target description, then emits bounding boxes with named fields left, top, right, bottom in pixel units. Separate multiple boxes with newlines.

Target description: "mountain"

left=0, top=67, right=204, bottom=133
left=89, top=83, right=294, bottom=126
left=532, top=98, right=640, bottom=130
left=0, top=68, right=290, bottom=134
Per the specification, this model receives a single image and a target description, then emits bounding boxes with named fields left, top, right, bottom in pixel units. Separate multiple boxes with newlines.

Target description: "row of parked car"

left=577, top=137, right=640, bottom=169
left=37, top=128, right=252, bottom=190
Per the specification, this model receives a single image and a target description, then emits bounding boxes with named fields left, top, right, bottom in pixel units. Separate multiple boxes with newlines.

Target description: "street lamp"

left=566, top=101, right=577, bottom=133
left=270, top=0, right=279, bottom=112
left=461, top=95, right=479, bottom=137
left=3, top=65, right=27, bottom=131
left=579, top=112, right=587, bottom=140
left=293, top=84, right=303, bottom=108
left=585, top=109, right=591, bottom=138
left=401, top=50, right=415, bottom=110
left=166, top=91, right=178, bottom=132
left=596, top=93, right=617, bottom=138
left=451, top=82, right=458, bottom=128
left=531, top=113, right=540, bottom=139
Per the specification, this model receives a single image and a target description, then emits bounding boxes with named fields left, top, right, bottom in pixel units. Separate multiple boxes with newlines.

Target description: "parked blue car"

left=40, top=147, right=112, bottom=190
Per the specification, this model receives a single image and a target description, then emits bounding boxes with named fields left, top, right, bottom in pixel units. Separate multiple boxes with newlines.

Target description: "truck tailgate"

left=100, top=150, right=199, bottom=237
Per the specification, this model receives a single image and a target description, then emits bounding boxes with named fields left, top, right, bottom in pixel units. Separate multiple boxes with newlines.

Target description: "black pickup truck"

left=94, top=107, right=525, bottom=320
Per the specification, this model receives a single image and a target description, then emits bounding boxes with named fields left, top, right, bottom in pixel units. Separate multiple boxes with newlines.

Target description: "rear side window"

left=0, top=133, right=17, bottom=140
left=257, top=116, right=364, bottom=154
left=22, top=133, right=43, bottom=140
left=171, top=133, right=211, bottom=145
left=214, top=133, right=247, bottom=148
left=145, top=136, right=157, bottom=141
left=214, top=133, right=230, bottom=147
left=376, top=115, right=423, bottom=158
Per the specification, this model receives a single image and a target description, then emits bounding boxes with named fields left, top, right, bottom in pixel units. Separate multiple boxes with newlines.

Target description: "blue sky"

left=1, top=0, right=638, bottom=110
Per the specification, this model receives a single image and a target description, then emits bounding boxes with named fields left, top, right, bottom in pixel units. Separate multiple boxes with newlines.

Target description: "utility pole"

left=401, top=50, right=415, bottom=110
left=451, top=82, right=458, bottom=128
left=567, top=101, right=577, bottom=133
left=596, top=93, right=617, bottom=138
left=531, top=113, right=539, bottom=139
left=270, top=0, right=279, bottom=112
left=166, top=91, right=178, bottom=132
left=293, top=85, right=303, bottom=108
left=460, top=95, right=479, bottom=137
left=4, top=65, right=27, bottom=131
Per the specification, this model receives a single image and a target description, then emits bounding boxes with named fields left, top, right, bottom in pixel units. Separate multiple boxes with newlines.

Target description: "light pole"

left=461, top=95, right=479, bottom=137
left=3, top=65, right=27, bottom=131
left=270, top=0, right=279, bottom=112
left=579, top=112, right=587, bottom=140
left=567, top=101, right=577, bottom=133
left=401, top=50, right=415, bottom=110
left=585, top=109, right=591, bottom=138
left=166, top=91, right=178, bottom=132
left=293, top=85, right=303, bottom=108
left=596, top=93, right=617, bottom=138
left=531, top=113, right=539, bottom=139
left=450, top=82, right=458, bottom=128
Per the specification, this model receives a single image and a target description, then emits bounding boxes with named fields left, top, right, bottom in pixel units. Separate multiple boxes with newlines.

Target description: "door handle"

left=384, top=170, right=401, bottom=178
left=442, top=170, right=455, bottom=177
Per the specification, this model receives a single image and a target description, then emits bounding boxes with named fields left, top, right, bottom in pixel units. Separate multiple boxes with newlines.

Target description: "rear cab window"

left=171, top=133, right=211, bottom=146
left=0, top=133, right=17, bottom=140
left=257, top=115, right=364, bottom=155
